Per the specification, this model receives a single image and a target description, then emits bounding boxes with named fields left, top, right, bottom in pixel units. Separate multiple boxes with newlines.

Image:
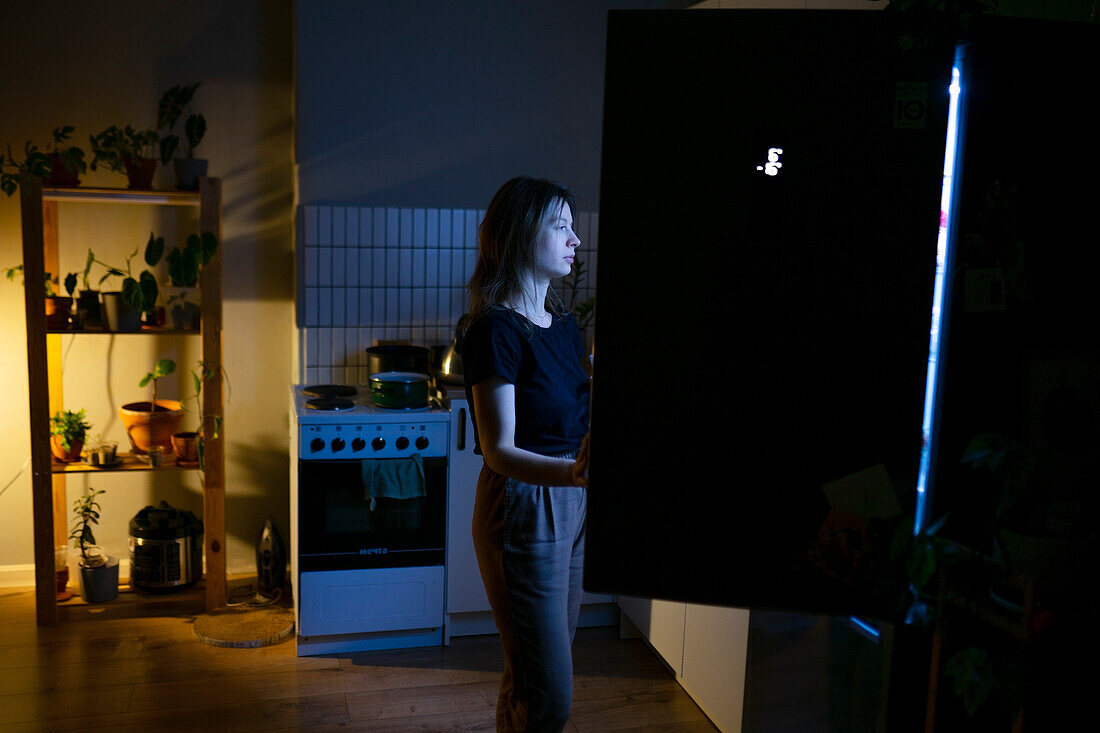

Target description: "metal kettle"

left=436, top=314, right=468, bottom=385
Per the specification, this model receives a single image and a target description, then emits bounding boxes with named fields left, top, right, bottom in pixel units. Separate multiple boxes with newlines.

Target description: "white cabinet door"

left=619, top=595, right=687, bottom=676
left=680, top=603, right=750, bottom=733
left=445, top=398, right=491, bottom=614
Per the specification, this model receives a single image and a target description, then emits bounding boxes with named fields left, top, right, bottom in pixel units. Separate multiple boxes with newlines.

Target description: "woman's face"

left=532, top=199, right=580, bottom=282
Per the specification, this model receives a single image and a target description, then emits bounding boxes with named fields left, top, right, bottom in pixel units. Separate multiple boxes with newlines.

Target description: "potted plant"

left=164, top=231, right=217, bottom=329
left=69, top=487, right=119, bottom=603
left=88, top=124, right=159, bottom=189
left=119, top=358, right=184, bottom=456
left=46, top=271, right=77, bottom=329
left=49, top=408, right=91, bottom=463
left=172, top=360, right=228, bottom=469
left=95, top=232, right=164, bottom=331
left=43, top=126, right=86, bottom=187
left=3, top=264, right=76, bottom=329
left=73, top=249, right=103, bottom=328
left=157, top=82, right=208, bottom=190
left=0, top=140, right=51, bottom=197
left=83, top=433, right=119, bottom=467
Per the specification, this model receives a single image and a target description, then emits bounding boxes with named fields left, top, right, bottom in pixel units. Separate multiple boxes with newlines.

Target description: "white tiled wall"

left=298, top=205, right=598, bottom=384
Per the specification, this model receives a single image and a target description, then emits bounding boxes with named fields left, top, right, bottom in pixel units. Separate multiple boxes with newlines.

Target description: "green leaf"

left=138, top=270, right=158, bottom=311
left=121, top=277, right=142, bottom=311
left=63, top=272, right=77, bottom=297
left=184, top=114, right=206, bottom=153
left=138, top=373, right=152, bottom=388
left=145, top=232, right=164, bottom=267
left=153, top=358, right=177, bottom=378
left=168, top=246, right=199, bottom=286
left=82, top=249, right=95, bottom=286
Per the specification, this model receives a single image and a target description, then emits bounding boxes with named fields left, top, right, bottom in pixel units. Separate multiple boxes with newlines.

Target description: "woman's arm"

left=472, top=375, right=587, bottom=487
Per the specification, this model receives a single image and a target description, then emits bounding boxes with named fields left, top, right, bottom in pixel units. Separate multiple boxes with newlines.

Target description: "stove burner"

left=305, top=397, right=356, bottom=411
left=304, top=385, right=358, bottom=399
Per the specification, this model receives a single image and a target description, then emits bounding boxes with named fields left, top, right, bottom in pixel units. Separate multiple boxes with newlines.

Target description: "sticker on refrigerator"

left=894, top=82, right=929, bottom=129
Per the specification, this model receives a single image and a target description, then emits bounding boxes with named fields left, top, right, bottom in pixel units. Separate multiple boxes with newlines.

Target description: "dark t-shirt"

left=462, top=307, right=590, bottom=457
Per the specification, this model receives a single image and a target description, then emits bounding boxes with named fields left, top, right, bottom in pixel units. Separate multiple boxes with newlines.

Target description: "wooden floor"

left=0, top=583, right=718, bottom=732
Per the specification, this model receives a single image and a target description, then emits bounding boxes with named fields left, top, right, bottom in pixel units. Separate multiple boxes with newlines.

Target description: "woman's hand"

left=570, top=432, right=590, bottom=487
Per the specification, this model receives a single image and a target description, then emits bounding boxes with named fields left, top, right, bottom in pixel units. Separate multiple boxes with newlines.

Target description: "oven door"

left=297, top=456, right=446, bottom=571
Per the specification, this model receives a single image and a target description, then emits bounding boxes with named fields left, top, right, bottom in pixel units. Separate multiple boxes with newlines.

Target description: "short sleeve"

left=462, top=311, right=522, bottom=389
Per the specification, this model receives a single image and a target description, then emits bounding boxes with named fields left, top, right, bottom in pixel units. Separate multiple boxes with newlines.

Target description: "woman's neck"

left=506, top=274, right=551, bottom=325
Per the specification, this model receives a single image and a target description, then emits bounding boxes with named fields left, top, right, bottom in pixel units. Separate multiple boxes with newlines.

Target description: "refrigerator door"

left=586, top=10, right=954, bottom=619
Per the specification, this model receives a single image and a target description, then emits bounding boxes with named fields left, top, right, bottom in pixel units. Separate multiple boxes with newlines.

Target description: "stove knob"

left=396, top=436, right=410, bottom=450
left=371, top=437, right=386, bottom=451
left=310, top=438, right=325, bottom=453
left=415, top=436, right=429, bottom=450
left=352, top=437, right=366, bottom=452
left=331, top=438, right=345, bottom=452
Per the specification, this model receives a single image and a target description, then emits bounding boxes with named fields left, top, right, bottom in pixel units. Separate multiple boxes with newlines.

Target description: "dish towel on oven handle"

left=362, top=454, right=426, bottom=510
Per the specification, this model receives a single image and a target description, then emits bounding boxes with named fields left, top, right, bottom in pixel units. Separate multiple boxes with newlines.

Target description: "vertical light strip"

left=914, top=50, right=967, bottom=535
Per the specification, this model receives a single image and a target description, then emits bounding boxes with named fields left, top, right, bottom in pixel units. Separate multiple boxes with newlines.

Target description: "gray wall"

left=295, top=0, right=687, bottom=210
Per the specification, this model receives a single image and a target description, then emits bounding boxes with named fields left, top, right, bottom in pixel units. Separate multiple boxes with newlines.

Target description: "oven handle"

left=456, top=407, right=466, bottom=452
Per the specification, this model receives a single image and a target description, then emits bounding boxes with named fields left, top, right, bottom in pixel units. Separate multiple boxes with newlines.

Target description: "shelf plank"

left=52, top=452, right=200, bottom=474
left=42, top=186, right=201, bottom=206
left=45, top=326, right=201, bottom=335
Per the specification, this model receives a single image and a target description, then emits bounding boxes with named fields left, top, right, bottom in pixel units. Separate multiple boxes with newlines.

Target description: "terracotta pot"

left=45, top=152, right=82, bottom=187
left=124, top=156, right=157, bottom=190
left=119, top=400, right=185, bottom=454
left=44, top=296, right=73, bottom=329
left=50, top=435, right=84, bottom=463
left=172, top=431, right=200, bottom=466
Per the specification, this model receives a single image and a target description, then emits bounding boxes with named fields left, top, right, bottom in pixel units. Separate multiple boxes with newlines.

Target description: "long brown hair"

left=466, top=176, right=576, bottom=324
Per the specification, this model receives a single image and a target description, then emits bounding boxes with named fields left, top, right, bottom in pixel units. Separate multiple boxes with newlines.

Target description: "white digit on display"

left=755, top=147, right=784, bottom=176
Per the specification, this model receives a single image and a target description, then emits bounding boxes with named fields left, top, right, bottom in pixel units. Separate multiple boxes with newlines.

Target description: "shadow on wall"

left=227, top=438, right=292, bottom=558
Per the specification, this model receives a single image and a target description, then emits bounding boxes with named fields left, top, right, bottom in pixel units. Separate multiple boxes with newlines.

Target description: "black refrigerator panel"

left=586, top=10, right=955, bottom=619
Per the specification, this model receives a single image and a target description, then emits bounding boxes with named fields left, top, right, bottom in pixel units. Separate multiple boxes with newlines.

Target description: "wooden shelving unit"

left=19, top=175, right=226, bottom=626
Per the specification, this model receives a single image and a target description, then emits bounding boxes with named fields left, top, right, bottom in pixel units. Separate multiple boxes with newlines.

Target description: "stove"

left=292, top=384, right=450, bottom=460
left=290, top=382, right=450, bottom=656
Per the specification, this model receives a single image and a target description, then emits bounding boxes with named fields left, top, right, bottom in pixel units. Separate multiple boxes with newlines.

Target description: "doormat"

left=193, top=606, right=295, bottom=648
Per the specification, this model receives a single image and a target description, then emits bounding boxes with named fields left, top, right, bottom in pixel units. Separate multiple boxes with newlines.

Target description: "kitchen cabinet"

left=19, top=176, right=225, bottom=626
left=444, top=393, right=615, bottom=640
left=619, top=596, right=749, bottom=733
left=617, top=595, right=686, bottom=676
left=445, top=396, right=489, bottom=623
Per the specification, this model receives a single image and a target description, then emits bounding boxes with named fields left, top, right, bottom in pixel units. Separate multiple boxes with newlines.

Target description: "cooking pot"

left=369, top=371, right=431, bottom=409
left=128, top=501, right=204, bottom=591
left=366, top=344, right=430, bottom=376
left=436, top=314, right=469, bottom=386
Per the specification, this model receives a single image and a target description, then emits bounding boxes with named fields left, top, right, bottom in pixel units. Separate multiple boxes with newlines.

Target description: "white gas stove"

left=289, top=382, right=451, bottom=656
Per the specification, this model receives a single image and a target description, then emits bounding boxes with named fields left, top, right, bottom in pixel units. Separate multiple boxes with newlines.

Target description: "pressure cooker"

left=128, top=501, right=204, bottom=591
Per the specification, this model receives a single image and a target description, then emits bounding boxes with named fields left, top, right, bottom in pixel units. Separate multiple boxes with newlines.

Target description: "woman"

left=462, top=176, right=592, bottom=733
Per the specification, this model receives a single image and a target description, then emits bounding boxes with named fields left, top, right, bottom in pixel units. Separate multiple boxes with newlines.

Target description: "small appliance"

left=256, top=517, right=287, bottom=598
left=128, top=501, right=204, bottom=591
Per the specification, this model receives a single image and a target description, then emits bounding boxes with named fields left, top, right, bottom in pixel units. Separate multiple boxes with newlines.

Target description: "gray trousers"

left=471, top=463, right=587, bottom=733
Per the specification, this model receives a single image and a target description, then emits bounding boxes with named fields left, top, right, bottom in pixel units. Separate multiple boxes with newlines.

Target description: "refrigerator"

left=587, top=10, right=1098, bottom=731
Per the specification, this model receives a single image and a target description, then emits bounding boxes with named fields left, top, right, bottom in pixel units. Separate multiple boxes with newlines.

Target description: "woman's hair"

left=466, top=176, right=576, bottom=324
